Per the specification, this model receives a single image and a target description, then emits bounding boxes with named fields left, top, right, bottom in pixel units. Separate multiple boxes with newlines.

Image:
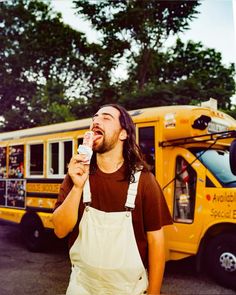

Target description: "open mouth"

left=92, top=128, right=103, bottom=142
left=94, top=130, right=103, bottom=136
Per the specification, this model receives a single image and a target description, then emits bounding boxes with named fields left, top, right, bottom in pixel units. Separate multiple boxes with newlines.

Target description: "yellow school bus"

left=0, top=100, right=236, bottom=289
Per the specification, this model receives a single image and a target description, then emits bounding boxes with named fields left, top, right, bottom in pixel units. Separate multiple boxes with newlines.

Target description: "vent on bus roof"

left=130, top=110, right=143, bottom=116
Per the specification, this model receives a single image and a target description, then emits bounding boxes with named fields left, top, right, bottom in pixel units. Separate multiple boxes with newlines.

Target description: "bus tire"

left=229, top=139, right=236, bottom=175
left=20, top=213, right=45, bottom=252
left=206, top=233, right=236, bottom=290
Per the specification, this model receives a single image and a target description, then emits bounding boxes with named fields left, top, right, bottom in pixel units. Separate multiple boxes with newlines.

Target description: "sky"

left=50, top=0, right=236, bottom=65
left=50, top=0, right=236, bottom=100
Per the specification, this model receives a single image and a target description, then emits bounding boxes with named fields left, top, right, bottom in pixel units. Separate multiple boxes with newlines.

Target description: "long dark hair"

left=90, top=104, right=149, bottom=183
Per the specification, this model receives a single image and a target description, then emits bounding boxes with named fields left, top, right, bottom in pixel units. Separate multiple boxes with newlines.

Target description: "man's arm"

left=52, top=154, right=89, bottom=238
left=147, top=228, right=166, bottom=295
left=52, top=185, right=83, bottom=238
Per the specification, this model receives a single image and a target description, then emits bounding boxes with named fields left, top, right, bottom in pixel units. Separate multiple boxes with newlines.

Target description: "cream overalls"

left=66, top=171, right=148, bottom=295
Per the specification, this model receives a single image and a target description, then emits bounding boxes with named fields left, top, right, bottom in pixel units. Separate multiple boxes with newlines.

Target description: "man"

left=52, top=104, right=172, bottom=295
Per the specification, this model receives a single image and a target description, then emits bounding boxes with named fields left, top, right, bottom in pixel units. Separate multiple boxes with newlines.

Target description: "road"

left=0, top=220, right=235, bottom=295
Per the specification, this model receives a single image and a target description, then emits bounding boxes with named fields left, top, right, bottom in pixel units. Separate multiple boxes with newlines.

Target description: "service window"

left=8, top=145, right=24, bottom=178
left=173, top=156, right=197, bottom=223
left=64, top=141, right=73, bottom=174
left=0, top=146, right=7, bottom=178
left=138, top=126, right=155, bottom=174
left=48, top=140, right=73, bottom=177
left=28, top=143, right=44, bottom=176
left=49, top=142, right=59, bottom=175
left=78, top=137, right=83, bottom=146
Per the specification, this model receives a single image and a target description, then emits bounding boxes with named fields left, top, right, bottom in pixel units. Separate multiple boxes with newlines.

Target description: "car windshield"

left=191, top=148, right=236, bottom=187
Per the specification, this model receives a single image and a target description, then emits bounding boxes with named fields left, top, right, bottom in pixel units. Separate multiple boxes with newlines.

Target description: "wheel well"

left=196, top=223, right=236, bottom=272
left=20, top=211, right=45, bottom=252
left=20, top=211, right=43, bottom=229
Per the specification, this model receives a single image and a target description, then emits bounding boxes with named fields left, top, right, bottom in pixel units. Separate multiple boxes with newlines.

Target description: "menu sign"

left=0, top=147, right=7, bottom=178
left=9, top=145, right=24, bottom=178
left=6, top=179, right=26, bottom=208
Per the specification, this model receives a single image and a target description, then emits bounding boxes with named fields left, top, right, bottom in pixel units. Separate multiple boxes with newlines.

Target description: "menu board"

left=6, top=180, right=26, bottom=208
left=0, top=147, right=7, bottom=178
left=0, top=180, right=6, bottom=206
left=9, top=145, right=24, bottom=178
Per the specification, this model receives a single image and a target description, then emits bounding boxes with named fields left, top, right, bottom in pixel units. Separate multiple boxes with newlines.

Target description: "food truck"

left=0, top=99, right=235, bottom=289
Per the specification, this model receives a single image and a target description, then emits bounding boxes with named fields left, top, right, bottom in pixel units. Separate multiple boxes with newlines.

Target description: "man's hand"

left=68, top=154, right=90, bottom=189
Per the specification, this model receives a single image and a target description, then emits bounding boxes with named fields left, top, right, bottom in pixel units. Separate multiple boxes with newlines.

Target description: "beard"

left=93, top=133, right=119, bottom=154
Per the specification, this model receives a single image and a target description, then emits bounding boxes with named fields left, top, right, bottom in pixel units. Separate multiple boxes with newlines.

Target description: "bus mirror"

left=229, top=139, right=236, bottom=175
left=192, top=115, right=211, bottom=130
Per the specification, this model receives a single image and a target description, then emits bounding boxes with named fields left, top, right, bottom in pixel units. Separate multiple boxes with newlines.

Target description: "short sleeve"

left=140, top=172, right=173, bottom=231
left=54, top=174, right=73, bottom=211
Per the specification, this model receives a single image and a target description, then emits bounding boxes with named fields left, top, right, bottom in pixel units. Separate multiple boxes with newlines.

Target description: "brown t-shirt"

left=54, top=165, right=173, bottom=268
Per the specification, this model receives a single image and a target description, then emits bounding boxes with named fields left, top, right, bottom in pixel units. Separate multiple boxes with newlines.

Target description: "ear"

left=119, top=129, right=127, bottom=141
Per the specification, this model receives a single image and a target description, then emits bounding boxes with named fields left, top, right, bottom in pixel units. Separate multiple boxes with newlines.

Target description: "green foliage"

left=30, top=79, right=77, bottom=126
left=164, top=39, right=236, bottom=108
left=119, top=84, right=175, bottom=110
left=73, top=0, right=201, bottom=89
left=73, top=0, right=235, bottom=112
left=0, top=0, right=98, bottom=131
left=0, top=0, right=235, bottom=131
left=121, top=39, right=235, bottom=110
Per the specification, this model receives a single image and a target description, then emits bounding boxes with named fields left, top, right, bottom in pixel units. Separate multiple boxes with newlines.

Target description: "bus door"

left=173, top=155, right=197, bottom=223
left=163, top=148, right=206, bottom=257
left=136, top=123, right=156, bottom=175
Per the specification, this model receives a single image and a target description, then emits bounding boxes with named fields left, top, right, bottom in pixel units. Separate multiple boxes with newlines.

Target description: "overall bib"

left=66, top=171, right=148, bottom=295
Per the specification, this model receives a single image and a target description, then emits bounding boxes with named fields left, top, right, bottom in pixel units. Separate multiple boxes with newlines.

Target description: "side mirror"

left=192, top=115, right=211, bottom=130
left=229, top=139, right=236, bottom=175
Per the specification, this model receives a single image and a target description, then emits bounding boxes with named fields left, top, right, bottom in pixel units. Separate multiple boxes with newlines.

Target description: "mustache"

left=92, top=126, right=104, bottom=135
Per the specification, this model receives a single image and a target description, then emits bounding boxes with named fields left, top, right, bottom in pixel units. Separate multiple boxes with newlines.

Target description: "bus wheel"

left=206, top=233, right=236, bottom=290
left=20, top=213, right=45, bottom=252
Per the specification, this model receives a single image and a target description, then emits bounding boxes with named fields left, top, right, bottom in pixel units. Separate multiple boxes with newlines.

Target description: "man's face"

left=91, top=106, right=125, bottom=153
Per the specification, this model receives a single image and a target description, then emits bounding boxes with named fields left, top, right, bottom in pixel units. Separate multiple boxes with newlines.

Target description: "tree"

left=73, top=0, right=201, bottom=90
left=164, top=39, right=235, bottom=108
left=123, top=39, right=235, bottom=109
left=0, top=0, right=100, bottom=131
left=73, top=0, right=235, bottom=111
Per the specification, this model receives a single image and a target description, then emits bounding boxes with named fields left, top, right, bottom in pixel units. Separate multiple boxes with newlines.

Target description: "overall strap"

left=83, top=178, right=91, bottom=204
left=125, top=171, right=141, bottom=210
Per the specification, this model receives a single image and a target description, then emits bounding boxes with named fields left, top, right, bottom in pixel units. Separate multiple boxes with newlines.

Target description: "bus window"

left=64, top=141, right=73, bottom=174
left=0, top=147, right=7, bottom=178
left=174, top=156, right=197, bottom=223
left=138, top=126, right=155, bottom=174
left=9, top=145, right=24, bottom=178
left=78, top=137, right=83, bottom=146
left=191, top=148, right=236, bottom=187
left=48, top=140, right=73, bottom=177
left=49, top=142, right=59, bottom=175
left=29, top=143, right=44, bottom=176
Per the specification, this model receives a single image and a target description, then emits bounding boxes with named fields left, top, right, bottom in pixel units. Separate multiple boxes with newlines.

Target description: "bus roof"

left=0, top=105, right=235, bottom=141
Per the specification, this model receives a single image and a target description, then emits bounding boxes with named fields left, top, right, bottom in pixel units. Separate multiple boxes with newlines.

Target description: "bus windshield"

left=191, top=148, right=236, bottom=187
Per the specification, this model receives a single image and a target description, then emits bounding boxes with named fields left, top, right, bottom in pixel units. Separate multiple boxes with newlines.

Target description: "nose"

left=92, top=115, right=102, bottom=125
left=91, top=119, right=100, bottom=131
left=92, top=122, right=100, bottom=130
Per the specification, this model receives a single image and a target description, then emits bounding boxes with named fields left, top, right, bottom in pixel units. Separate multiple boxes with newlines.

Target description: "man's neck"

left=96, top=152, right=124, bottom=173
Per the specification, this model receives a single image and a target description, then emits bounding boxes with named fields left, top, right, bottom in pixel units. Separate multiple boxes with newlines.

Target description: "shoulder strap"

left=125, top=171, right=141, bottom=209
left=83, top=178, right=91, bottom=204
